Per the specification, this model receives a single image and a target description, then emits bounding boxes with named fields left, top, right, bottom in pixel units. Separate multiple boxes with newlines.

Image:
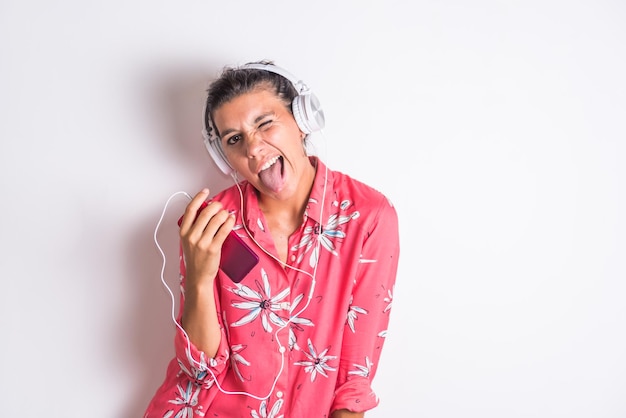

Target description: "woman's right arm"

left=143, top=190, right=234, bottom=417
left=179, top=188, right=235, bottom=357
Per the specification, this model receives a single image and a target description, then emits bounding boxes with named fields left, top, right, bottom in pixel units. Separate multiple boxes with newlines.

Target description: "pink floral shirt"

left=144, top=158, right=400, bottom=417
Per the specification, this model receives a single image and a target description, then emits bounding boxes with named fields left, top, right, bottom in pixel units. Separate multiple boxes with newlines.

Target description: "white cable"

left=155, top=191, right=274, bottom=399
left=153, top=191, right=200, bottom=372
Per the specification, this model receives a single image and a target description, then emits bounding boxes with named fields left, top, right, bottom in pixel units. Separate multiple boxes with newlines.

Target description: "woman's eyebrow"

left=220, top=112, right=274, bottom=138
left=253, top=112, right=274, bottom=124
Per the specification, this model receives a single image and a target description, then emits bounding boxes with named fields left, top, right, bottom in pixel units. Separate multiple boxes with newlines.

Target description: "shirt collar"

left=240, top=156, right=334, bottom=231
left=304, top=156, right=334, bottom=226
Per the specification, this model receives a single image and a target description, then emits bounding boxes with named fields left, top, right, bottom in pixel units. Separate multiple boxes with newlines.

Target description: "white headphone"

left=202, top=63, right=326, bottom=175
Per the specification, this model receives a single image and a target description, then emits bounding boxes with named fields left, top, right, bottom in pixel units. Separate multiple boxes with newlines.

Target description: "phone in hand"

left=177, top=202, right=259, bottom=283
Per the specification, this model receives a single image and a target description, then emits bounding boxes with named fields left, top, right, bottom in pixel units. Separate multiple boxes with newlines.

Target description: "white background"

left=1, top=1, right=625, bottom=417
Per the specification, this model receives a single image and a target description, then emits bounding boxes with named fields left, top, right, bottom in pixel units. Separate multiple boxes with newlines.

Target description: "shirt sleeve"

left=142, top=245, right=230, bottom=418
left=331, top=196, right=400, bottom=413
left=174, top=243, right=230, bottom=384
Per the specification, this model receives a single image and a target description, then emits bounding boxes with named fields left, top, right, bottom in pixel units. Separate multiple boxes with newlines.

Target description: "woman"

left=144, top=61, right=400, bottom=417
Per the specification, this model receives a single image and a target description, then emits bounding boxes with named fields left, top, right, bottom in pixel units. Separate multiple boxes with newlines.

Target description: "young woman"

left=144, top=61, right=400, bottom=418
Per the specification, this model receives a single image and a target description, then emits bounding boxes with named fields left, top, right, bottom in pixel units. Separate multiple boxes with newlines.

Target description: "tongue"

left=259, top=157, right=285, bottom=192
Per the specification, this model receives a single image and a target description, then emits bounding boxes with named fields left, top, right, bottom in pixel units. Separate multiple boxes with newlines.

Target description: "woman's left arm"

left=331, top=195, right=400, bottom=414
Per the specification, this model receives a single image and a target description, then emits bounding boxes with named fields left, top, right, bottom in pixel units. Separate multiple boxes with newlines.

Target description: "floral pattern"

left=292, top=199, right=360, bottom=267
left=229, top=269, right=290, bottom=333
left=230, top=344, right=251, bottom=382
left=347, top=295, right=368, bottom=333
left=288, top=293, right=314, bottom=351
left=383, top=285, right=394, bottom=313
left=349, top=356, right=374, bottom=378
left=144, top=158, right=399, bottom=418
left=294, top=339, right=337, bottom=382
left=250, top=399, right=284, bottom=418
left=164, top=382, right=205, bottom=417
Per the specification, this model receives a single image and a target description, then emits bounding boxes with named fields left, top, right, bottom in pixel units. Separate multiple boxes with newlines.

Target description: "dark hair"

left=205, top=60, right=298, bottom=138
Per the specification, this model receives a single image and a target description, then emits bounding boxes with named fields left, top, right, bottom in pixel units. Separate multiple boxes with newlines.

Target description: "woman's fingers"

left=178, top=189, right=236, bottom=284
left=193, top=203, right=233, bottom=248
left=179, top=188, right=211, bottom=232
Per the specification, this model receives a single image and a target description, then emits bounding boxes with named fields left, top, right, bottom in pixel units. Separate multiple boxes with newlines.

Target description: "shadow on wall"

left=118, top=62, right=234, bottom=418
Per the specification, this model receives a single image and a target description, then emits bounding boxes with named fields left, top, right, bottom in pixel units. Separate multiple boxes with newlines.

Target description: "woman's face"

left=212, top=87, right=314, bottom=202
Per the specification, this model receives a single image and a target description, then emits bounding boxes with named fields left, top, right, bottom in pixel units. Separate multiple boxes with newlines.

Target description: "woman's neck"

left=258, top=157, right=316, bottom=232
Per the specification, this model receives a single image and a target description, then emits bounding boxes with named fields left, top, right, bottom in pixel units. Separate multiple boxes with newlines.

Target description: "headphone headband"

left=202, top=62, right=325, bottom=175
left=239, top=63, right=310, bottom=95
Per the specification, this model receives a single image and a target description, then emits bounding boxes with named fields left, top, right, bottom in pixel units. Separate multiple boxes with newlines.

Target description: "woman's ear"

left=300, top=133, right=309, bottom=156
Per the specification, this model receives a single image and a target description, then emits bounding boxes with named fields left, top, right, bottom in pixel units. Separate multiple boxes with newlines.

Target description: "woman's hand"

left=179, top=188, right=235, bottom=290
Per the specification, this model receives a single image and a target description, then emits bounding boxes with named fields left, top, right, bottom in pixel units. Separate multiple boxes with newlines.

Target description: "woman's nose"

left=245, top=132, right=265, bottom=158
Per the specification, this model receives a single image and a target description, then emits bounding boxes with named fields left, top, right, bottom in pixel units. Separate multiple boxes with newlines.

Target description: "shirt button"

left=276, top=391, right=283, bottom=398
left=290, top=255, right=296, bottom=262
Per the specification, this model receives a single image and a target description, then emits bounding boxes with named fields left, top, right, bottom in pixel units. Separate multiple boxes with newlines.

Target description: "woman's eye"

left=226, top=134, right=242, bottom=145
left=259, top=120, right=273, bottom=130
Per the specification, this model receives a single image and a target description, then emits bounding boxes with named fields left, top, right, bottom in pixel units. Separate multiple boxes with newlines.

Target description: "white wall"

left=1, top=1, right=625, bottom=417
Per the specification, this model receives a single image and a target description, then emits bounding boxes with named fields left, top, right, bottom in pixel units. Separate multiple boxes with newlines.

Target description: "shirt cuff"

left=332, top=377, right=379, bottom=413
left=174, top=325, right=229, bottom=385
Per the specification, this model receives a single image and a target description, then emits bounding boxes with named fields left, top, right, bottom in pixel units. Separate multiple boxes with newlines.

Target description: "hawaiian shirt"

left=144, top=158, right=400, bottom=417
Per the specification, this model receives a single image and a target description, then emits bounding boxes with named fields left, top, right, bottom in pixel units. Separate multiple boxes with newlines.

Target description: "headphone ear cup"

left=203, top=130, right=234, bottom=175
left=292, top=93, right=325, bottom=134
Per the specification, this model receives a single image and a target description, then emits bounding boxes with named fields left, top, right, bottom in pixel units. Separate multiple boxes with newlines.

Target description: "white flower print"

left=358, top=254, right=377, bottom=264
left=250, top=398, right=284, bottom=418
left=288, top=293, right=314, bottom=350
left=230, top=344, right=251, bottom=382
left=383, top=285, right=394, bottom=313
left=230, top=269, right=290, bottom=333
left=164, top=381, right=205, bottom=417
left=294, top=339, right=337, bottom=382
left=347, top=295, right=368, bottom=333
left=177, top=348, right=215, bottom=390
left=288, top=330, right=298, bottom=352
left=348, top=356, right=374, bottom=378
left=292, top=199, right=360, bottom=268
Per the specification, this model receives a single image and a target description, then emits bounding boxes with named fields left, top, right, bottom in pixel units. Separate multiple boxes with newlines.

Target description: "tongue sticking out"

left=258, top=157, right=285, bottom=192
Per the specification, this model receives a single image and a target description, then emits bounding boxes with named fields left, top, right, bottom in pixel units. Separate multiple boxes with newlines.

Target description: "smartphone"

left=177, top=202, right=259, bottom=283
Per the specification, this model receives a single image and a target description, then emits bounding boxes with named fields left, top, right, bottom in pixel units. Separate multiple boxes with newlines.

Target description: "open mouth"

left=258, top=156, right=285, bottom=191
left=260, top=155, right=281, bottom=172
